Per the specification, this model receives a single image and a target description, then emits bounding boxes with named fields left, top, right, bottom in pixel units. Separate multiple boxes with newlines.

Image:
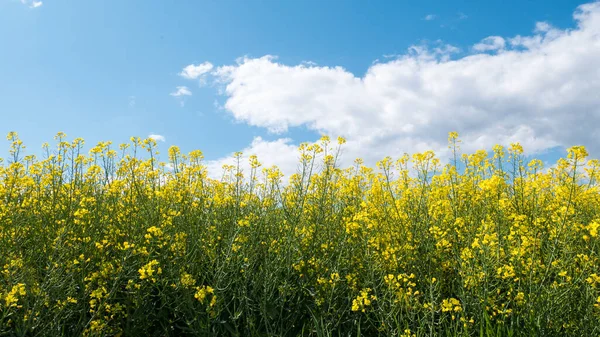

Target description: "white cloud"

left=170, top=86, right=192, bottom=107
left=180, top=62, right=214, bottom=81
left=206, top=137, right=300, bottom=180
left=473, top=36, right=506, bottom=52
left=509, top=22, right=563, bottom=49
left=148, top=134, right=166, bottom=142
left=301, top=60, right=318, bottom=67
left=424, top=14, right=437, bottom=21
left=203, top=2, right=600, bottom=177
left=20, top=0, right=42, bottom=8
left=170, top=86, right=192, bottom=97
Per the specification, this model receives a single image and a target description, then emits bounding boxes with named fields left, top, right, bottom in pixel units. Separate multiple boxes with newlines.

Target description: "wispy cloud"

left=458, top=12, right=468, bottom=20
left=170, top=86, right=192, bottom=97
left=128, top=96, right=136, bottom=107
left=170, top=86, right=191, bottom=107
left=20, top=0, right=42, bottom=8
left=148, top=134, right=166, bottom=142
left=424, top=14, right=437, bottom=21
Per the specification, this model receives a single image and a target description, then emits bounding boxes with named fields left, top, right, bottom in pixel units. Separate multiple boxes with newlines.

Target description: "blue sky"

left=1, top=0, right=598, bottom=175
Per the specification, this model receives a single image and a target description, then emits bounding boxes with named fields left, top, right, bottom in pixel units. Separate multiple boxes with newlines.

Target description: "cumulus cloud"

left=473, top=36, right=506, bottom=52
left=204, top=2, right=600, bottom=178
left=148, top=134, right=166, bottom=142
left=179, top=62, right=214, bottom=85
left=20, top=0, right=42, bottom=8
left=424, top=14, right=437, bottom=21
left=509, top=22, right=563, bottom=49
left=206, top=137, right=300, bottom=180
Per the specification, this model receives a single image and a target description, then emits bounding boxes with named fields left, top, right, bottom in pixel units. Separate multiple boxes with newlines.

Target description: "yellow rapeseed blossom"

left=138, top=260, right=162, bottom=282
left=1, top=132, right=600, bottom=335
left=4, top=283, right=26, bottom=308
left=180, top=273, right=195, bottom=288
left=351, top=288, right=376, bottom=312
left=441, top=298, right=462, bottom=313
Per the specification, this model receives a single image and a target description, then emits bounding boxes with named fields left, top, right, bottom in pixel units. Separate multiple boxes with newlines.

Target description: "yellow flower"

left=194, top=285, right=215, bottom=304
left=4, top=283, right=26, bottom=308
left=351, top=288, right=376, bottom=313
left=180, top=273, right=195, bottom=287
left=139, top=260, right=161, bottom=281
left=515, top=292, right=525, bottom=306
left=587, top=221, right=599, bottom=238
left=441, top=298, right=462, bottom=313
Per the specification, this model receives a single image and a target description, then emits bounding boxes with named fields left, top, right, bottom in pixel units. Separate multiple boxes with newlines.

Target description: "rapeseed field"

left=1, top=131, right=599, bottom=336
